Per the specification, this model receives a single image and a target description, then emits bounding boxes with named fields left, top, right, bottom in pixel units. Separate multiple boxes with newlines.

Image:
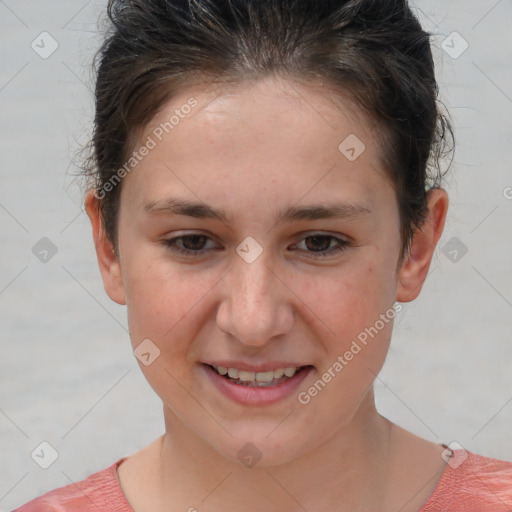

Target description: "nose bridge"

left=216, top=250, right=292, bottom=345
left=236, top=253, right=272, bottom=307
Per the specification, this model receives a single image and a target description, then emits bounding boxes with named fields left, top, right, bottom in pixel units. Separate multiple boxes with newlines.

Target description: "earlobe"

left=396, top=188, right=449, bottom=303
left=85, top=189, right=126, bottom=305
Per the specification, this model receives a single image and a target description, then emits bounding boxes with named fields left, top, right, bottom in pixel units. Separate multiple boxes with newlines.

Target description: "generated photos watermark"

left=298, top=303, right=403, bottom=405
left=94, top=97, right=198, bottom=200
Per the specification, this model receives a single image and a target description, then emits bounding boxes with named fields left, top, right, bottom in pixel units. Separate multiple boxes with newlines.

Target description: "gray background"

left=1, top=0, right=511, bottom=509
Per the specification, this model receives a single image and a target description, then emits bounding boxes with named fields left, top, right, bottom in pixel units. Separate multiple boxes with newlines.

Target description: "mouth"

left=205, top=363, right=312, bottom=388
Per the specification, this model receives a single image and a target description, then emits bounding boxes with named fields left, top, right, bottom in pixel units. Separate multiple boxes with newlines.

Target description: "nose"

left=216, top=251, right=294, bottom=347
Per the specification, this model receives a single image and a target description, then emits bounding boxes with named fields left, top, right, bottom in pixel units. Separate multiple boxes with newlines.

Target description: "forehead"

left=145, top=76, right=376, bottom=159
left=123, top=76, right=392, bottom=215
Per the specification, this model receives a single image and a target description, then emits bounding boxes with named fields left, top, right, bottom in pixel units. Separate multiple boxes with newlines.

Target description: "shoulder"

left=12, top=458, right=133, bottom=512
left=420, top=449, right=512, bottom=511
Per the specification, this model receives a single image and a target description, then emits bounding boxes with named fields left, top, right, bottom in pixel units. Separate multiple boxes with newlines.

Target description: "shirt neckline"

left=111, top=446, right=462, bottom=511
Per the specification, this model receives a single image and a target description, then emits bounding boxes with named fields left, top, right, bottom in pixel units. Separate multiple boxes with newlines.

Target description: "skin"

left=86, top=76, right=449, bottom=512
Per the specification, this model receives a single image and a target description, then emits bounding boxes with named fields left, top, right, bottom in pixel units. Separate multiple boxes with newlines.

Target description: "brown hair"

left=84, top=0, right=453, bottom=258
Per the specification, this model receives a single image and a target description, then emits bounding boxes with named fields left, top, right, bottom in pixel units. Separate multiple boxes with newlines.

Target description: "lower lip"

left=202, top=364, right=313, bottom=406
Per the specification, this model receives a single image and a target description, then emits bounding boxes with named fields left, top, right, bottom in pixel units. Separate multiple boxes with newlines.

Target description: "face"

left=92, top=76, right=413, bottom=466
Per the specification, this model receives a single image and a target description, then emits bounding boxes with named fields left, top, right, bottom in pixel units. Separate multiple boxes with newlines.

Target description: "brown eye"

left=304, top=235, right=333, bottom=252
left=162, top=234, right=218, bottom=256
left=292, top=234, right=351, bottom=258
left=180, top=235, right=208, bottom=251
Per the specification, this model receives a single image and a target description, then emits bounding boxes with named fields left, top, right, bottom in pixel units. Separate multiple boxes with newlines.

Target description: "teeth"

left=273, top=368, right=284, bottom=378
left=227, top=367, right=238, bottom=379
left=238, top=370, right=255, bottom=382
left=283, top=367, right=297, bottom=377
left=255, top=370, right=274, bottom=382
left=212, top=365, right=301, bottom=382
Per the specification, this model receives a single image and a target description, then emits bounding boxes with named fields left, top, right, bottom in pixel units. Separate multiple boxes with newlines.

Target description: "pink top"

left=13, top=450, right=512, bottom=511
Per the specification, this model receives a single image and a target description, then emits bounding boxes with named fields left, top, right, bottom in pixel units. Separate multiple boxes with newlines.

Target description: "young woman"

left=15, top=0, right=512, bottom=510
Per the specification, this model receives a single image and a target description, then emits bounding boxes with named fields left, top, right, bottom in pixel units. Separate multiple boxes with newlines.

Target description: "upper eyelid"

left=166, top=230, right=348, bottom=241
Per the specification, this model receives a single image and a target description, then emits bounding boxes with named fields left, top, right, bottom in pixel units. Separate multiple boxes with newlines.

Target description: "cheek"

left=122, top=255, right=213, bottom=354
left=298, top=260, right=394, bottom=339
left=294, top=255, right=397, bottom=402
left=122, top=258, right=216, bottom=405
left=294, top=262, right=394, bottom=421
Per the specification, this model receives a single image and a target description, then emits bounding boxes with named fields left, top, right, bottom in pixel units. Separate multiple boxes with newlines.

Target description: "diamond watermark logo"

left=134, top=338, right=161, bottom=366
left=441, top=236, right=468, bottom=263
left=31, top=441, right=59, bottom=469
left=338, top=134, right=366, bottom=162
left=441, top=441, right=468, bottom=469
left=31, top=32, right=59, bottom=59
left=237, top=442, right=262, bottom=468
left=236, top=236, right=263, bottom=264
left=32, top=237, right=58, bottom=263
left=441, top=32, right=468, bottom=59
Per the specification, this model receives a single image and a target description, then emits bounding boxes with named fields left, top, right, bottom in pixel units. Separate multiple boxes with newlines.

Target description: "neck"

left=156, top=390, right=394, bottom=511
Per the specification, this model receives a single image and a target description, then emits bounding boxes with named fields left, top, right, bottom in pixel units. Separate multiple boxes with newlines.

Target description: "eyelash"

left=161, top=233, right=351, bottom=258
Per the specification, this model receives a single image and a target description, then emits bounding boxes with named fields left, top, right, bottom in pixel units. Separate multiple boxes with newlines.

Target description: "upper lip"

left=203, top=361, right=311, bottom=372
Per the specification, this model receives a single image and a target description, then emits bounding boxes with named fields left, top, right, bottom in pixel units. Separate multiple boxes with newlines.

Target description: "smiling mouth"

left=205, top=364, right=312, bottom=387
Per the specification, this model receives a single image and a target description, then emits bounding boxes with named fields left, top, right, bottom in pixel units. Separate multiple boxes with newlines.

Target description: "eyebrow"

left=143, top=197, right=371, bottom=223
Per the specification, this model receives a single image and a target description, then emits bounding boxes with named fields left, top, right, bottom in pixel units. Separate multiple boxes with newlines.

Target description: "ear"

left=85, top=189, right=126, bottom=305
left=396, top=188, right=449, bottom=302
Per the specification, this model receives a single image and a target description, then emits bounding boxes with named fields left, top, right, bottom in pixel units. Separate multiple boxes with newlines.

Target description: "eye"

left=161, top=234, right=219, bottom=256
left=292, top=234, right=351, bottom=258
left=161, top=232, right=351, bottom=259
